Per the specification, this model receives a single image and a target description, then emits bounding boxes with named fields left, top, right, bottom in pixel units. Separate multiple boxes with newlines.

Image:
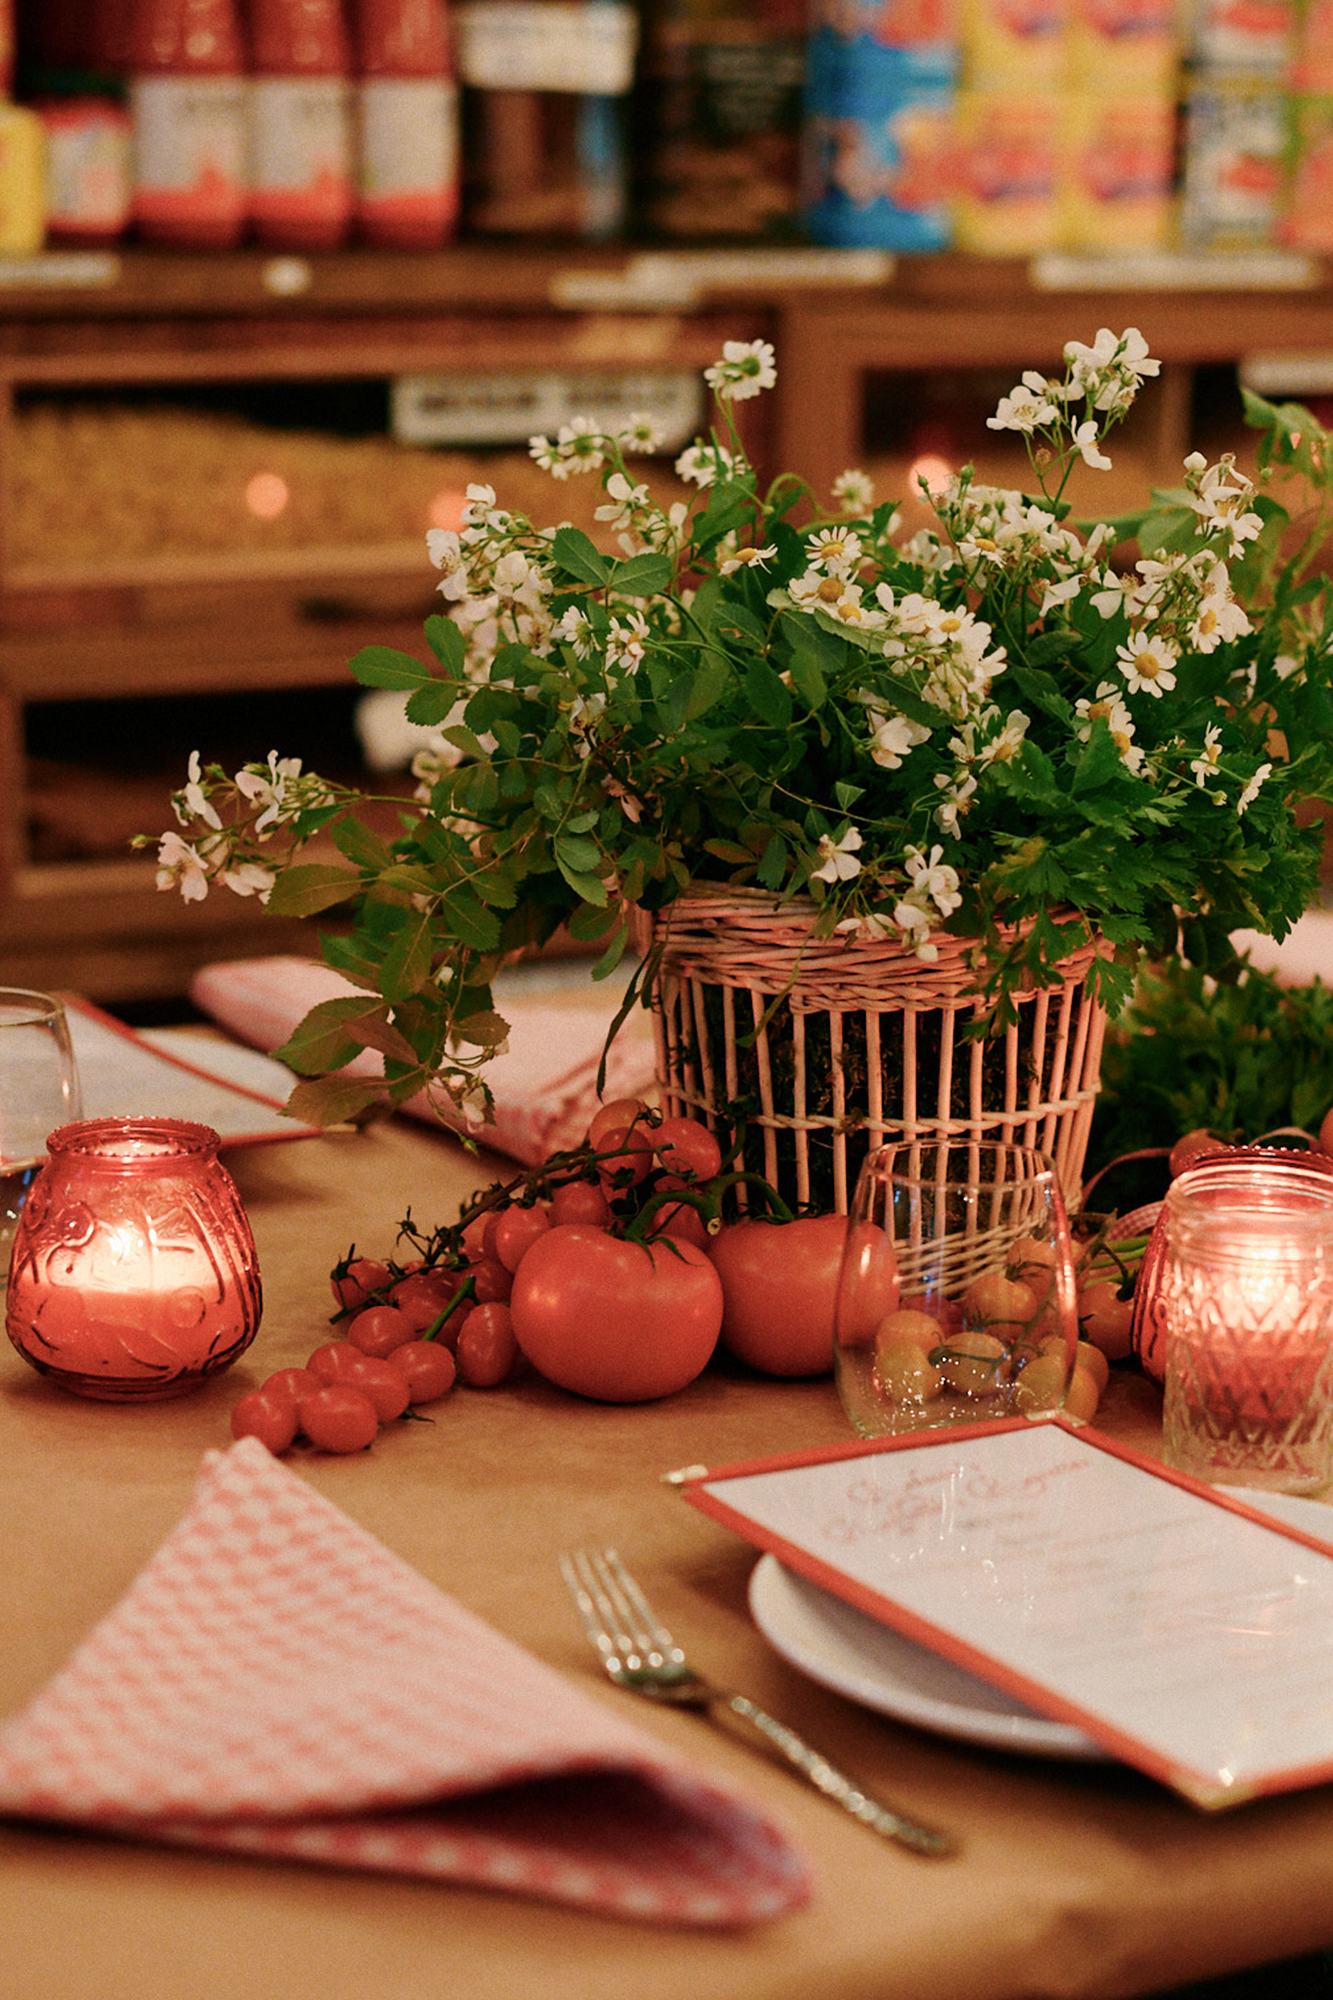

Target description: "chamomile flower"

left=617, top=412, right=665, bottom=453
left=717, top=543, right=777, bottom=575
left=704, top=339, right=777, bottom=401
left=806, top=526, right=864, bottom=576
left=1116, top=634, right=1178, bottom=697
left=832, top=468, right=875, bottom=513
left=1237, top=763, right=1272, bottom=814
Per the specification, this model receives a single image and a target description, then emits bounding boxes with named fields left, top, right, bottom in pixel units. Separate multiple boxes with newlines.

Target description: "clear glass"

left=1160, top=1160, right=1333, bottom=1494
left=0, top=988, right=82, bottom=1291
left=834, top=1140, right=1079, bottom=1438
left=5, top=1117, right=262, bottom=1401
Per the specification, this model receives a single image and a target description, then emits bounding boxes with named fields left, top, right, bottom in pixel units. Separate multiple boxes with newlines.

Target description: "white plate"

left=748, top=1487, right=1333, bottom=1762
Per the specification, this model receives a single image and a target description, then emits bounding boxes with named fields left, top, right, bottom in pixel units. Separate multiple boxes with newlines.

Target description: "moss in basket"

left=141, top=333, right=1333, bottom=1146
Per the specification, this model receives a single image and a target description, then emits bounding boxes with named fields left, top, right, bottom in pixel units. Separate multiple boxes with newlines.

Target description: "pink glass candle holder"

left=1159, top=1156, right=1333, bottom=1494
left=5, top=1117, right=262, bottom=1401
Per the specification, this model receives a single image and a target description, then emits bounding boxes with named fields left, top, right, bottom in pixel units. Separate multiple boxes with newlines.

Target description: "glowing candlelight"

left=5, top=1118, right=262, bottom=1401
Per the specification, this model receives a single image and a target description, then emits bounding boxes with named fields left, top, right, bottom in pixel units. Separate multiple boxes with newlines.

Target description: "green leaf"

left=347, top=646, right=430, bottom=690
left=555, top=855, right=608, bottom=904
left=343, top=1009, right=419, bottom=1063
left=284, top=1076, right=384, bottom=1126
left=381, top=911, right=434, bottom=1001
left=834, top=781, right=865, bottom=811
left=265, top=862, right=362, bottom=917
left=555, top=831, right=602, bottom=874
left=423, top=614, right=465, bottom=675
left=452, top=1009, right=511, bottom=1049
left=273, top=995, right=371, bottom=1075
left=332, top=817, right=394, bottom=870
left=745, top=659, right=792, bottom=728
left=592, top=920, right=630, bottom=980
left=609, top=550, right=673, bottom=596
left=787, top=645, right=827, bottom=711
left=552, top=525, right=610, bottom=586
left=405, top=681, right=461, bottom=726
left=439, top=886, right=502, bottom=951
left=704, top=837, right=757, bottom=863
left=757, top=831, right=788, bottom=889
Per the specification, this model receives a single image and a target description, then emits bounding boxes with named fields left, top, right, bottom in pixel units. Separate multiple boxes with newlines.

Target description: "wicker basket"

left=647, top=884, right=1110, bottom=1213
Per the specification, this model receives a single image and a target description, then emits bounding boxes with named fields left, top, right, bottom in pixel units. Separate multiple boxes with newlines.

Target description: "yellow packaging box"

left=961, top=0, right=1069, bottom=88
left=1059, top=92, right=1176, bottom=247
left=0, top=104, right=46, bottom=256
left=1066, top=0, right=1180, bottom=94
left=951, top=90, right=1060, bottom=249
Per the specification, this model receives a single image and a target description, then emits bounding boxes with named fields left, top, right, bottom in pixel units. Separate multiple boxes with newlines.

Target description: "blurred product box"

left=1059, top=91, right=1175, bottom=246
left=38, top=98, right=133, bottom=244
left=0, top=101, right=46, bottom=251
left=950, top=90, right=1057, bottom=249
left=1187, top=0, right=1296, bottom=72
left=1066, top=0, right=1179, bottom=93
left=960, top=0, right=1067, bottom=91
left=1180, top=78, right=1287, bottom=245
left=1281, top=92, right=1333, bottom=246
left=802, top=87, right=956, bottom=245
left=1291, top=0, right=1333, bottom=89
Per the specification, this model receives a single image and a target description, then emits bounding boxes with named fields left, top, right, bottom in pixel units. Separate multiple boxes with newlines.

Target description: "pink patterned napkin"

left=0, top=1439, right=810, bottom=1927
left=189, top=956, right=657, bottom=1166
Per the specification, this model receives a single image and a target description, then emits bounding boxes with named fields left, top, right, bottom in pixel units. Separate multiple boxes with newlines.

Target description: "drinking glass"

left=0, top=989, right=81, bottom=1288
left=834, top=1140, right=1080, bottom=1437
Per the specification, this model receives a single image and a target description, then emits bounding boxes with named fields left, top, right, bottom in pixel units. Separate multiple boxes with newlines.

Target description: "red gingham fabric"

left=0, top=1439, right=811, bottom=1928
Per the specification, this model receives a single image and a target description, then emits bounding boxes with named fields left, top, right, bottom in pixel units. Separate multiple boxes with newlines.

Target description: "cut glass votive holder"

left=1160, top=1158, right=1333, bottom=1495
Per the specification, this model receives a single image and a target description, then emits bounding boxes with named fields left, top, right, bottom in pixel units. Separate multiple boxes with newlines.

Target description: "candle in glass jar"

left=6, top=1117, right=262, bottom=1401
left=1160, top=1160, right=1333, bottom=1494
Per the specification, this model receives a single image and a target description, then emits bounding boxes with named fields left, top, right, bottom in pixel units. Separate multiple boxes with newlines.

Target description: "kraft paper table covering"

left=4, top=1111, right=1333, bottom=2000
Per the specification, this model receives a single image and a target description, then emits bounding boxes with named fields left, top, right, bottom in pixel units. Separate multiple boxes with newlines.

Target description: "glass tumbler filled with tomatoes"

left=835, top=1141, right=1079, bottom=1437
left=6, top=1117, right=262, bottom=1400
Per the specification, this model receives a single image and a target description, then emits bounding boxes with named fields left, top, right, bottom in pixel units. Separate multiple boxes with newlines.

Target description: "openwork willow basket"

left=648, top=885, right=1110, bottom=1214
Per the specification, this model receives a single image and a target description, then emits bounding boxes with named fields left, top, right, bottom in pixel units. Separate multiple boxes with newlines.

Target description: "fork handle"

left=720, top=1693, right=957, bottom=1857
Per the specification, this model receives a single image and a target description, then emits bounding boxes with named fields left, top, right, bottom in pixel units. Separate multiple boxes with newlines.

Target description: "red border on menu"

left=60, top=994, right=322, bottom=1148
left=680, top=1418, right=1333, bottom=1809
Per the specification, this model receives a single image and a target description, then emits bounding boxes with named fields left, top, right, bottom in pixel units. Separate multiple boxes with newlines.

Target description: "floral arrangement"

left=148, top=329, right=1333, bottom=1130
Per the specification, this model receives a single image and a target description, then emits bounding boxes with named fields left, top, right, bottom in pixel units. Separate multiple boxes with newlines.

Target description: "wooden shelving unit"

left=2, top=244, right=1331, bottom=999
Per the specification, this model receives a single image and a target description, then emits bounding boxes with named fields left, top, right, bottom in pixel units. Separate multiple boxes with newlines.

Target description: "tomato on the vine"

left=388, top=1339, right=457, bottom=1403
left=231, top=1387, right=299, bottom=1453
left=487, top=1204, right=551, bottom=1274
left=654, top=1116, right=723, bottom=1182
left=549, top=1179, right=612, bottom=1228
left=511, top=1224, right=723, bottom=1402
left=331, top=1257, right=390, bottom=1313
left=709, top=1214, right=851, bottom=1377
left=588, top=1098, right=647, bottom=1146
left=346, top=1303, right=420, bottom=1358
left=299, top=1385, right=379, bottom=1453
left=340, top=1352, right=411, bottom=1422
left=455, top=1303, right=519, bottom=1387
left=389, top=1269, right=463, bottom=1334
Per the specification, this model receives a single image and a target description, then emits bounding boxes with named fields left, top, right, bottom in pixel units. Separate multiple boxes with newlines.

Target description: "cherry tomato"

left=388, top=1339, right=457, bottom=1404
left=646, top=1188, right=710, bottom=1251
left=331, top=1257, right=391, bottom=1313
left=307, top=1340, right=364, bottom=1384
left=298, top=1385, right=379, bottom=1453
left=654, top=1116, right=723, bottom=1182
left=231, top=1387, right=299, bottom=1453
left=710, top=1214, right=851, bottom=1377
left=549, top=1179, right=612, bottom=1228
left=488, top=1204, right=552, bottom=1273
left=455, top=1303, right=519, bottom=1387
left=460, top=1215, right=491, bottom=1261
left=340, top=1352, right=411, bottom=1422
left=471, top=1257, right=514, bottom=1304
left=511, top=1224, right=722, bottom=1402
left=389, top=1270, right=463, bottom=1334
left=346, top=1304, right=419, bottom=1358
left=588, top=1097, right=648, bottom=1146
left=595, top=1125, right=655, bottom=1189
left=263, top=1366, right=322, bottom=1403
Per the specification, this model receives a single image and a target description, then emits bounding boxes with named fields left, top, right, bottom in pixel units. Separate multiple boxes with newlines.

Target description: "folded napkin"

left=0, top=1438, right=810, bottom=1927
left=190, top=956, right=657, bottom=1167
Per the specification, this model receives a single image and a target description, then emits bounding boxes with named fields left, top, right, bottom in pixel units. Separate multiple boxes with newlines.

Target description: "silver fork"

left=560, top=1546, right=957, bottom=1858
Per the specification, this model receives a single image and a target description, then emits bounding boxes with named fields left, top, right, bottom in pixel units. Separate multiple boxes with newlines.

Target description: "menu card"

left=682, top=1420, right=1333, bottom=1808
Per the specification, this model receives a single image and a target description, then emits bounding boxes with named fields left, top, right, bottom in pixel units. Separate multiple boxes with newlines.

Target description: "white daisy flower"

left=718, top=543, right=777, bottom=575
left=617, top=412, right=664, bottom=453
left=1237, top=763, right=1272, bottom=815
left=806, top=526, right=863, bottom=576
left=832, top=468, right=874, bottom=513
left=1116, top=634, right=1178, bottom=697
left=704, top=339, right=777, bottom=401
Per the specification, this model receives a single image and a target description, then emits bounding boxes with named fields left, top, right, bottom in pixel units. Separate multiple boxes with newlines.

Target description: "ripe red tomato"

left=340, top=1352, right=411, bottom=1421
left=588, top=1097, right=647, bottom=1146
left=389, top=1270, right=462, bottom=1334
left=646, top=1179, right=710, bottom=1251
left=298, top=1385, right=379, bottom=1453
left=388, top=1339, right=457, bottom=1403
left=549, top=1179, right=612, bottom=1228
left=471, top=1256, right=514, bottom=1304
left=595, top=1125, right=655, bottom=1189
left=654, top=1116, right=722, bottom=1182
left=487, top=1203, right=552, bottom=1273
left=307, top=1340, right=364, bottom=1384
left=346, top=1304, right=420, bottom=1358
left=330, top=1257, right=391, bottom=1313
left=511, top=1224, right=723, bottom=1402
left=263, top=1366, right=322, bottom=1403
left=231, top=1387, right=298, bottom=1453
left=455, top=1303, right=519, bottom=1387
left=709, top=1214, right=853, bottom=1377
